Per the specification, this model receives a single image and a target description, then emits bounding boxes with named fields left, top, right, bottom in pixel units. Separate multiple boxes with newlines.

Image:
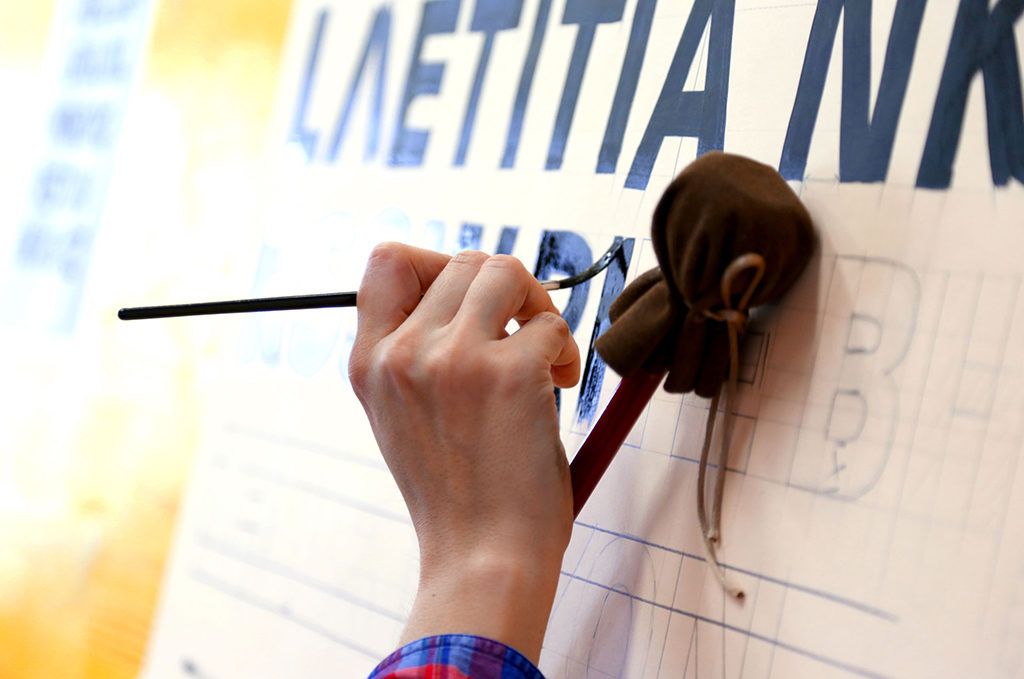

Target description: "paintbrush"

left=117, top=240, right=626, bottom=321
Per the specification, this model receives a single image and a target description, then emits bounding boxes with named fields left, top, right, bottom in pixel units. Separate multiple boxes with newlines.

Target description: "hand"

left=348, top=243, right=581, bottom=663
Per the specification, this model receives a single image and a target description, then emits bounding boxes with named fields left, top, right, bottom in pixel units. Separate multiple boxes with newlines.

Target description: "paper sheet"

left=142, top=1, right=1024, bottom=677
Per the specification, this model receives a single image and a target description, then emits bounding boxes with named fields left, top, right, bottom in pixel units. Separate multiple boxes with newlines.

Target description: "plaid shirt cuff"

left=368, top=634, right=544, bottom=678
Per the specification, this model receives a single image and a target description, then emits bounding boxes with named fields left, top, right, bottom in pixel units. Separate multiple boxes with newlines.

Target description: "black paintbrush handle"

left=118, top=291, right=357, bottom=320
left=117, top=240, right=627, bottom=322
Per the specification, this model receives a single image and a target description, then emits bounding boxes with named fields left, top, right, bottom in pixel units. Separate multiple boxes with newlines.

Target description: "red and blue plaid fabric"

left=368, top=634, right=544, bottom=679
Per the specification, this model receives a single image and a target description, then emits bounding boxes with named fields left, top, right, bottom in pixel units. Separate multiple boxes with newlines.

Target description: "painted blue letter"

left=289, top=9, right=328, bottom=162
left=779, top=0, right=925, bottom=182
left=495, top=226, right=519, bottom=254
left=546, top=0, right=626, bottom=170
left=501, top=0, right=552, bottom=169
left=455, top=0, right=523, bottom=166
left=917, top=0, right=1024, bottom=188
left=326, top=7, right=391, bottom=163
left=577, top=237, right=634, bottom=424
left=458, top=223, right=483, bottom=251
left=625, top=0, right=734, bottom=190
left=390, top=0, right=461, bottom=167
left=597, top=0, right=657, bottom=174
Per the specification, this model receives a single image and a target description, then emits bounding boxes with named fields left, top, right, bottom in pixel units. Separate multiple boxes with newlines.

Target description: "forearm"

left=401, top=547, right=561, bottom=664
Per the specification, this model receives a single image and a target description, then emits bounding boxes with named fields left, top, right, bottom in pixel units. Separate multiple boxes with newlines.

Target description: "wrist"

left=401, top=545, right=562, bottom=664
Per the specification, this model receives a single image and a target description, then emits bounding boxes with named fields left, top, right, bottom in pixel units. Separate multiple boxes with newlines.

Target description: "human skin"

left=348, top=243, right=581, bottom=664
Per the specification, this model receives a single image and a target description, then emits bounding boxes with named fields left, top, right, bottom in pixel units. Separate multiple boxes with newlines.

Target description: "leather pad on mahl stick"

left=595, top=152, right=816, bottom=397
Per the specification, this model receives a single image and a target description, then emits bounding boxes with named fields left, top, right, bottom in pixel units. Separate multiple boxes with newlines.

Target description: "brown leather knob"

left=595, top=152, right=816, bottom=397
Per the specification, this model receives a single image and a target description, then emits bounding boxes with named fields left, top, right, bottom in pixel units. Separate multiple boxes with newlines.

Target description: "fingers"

left=456, top=255, right=558, bottom=337
left=453, top=255, right=578, bottom=387
left=356, top=242, right=451, bottom=347
left=357, top=247, right=578, bottom=389
left=506, top=311, right=581, bottom=388
left=410, top=250, right=491, bottom=326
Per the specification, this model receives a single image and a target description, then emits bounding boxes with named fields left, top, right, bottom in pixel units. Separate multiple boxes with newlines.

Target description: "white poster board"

left=142, top=1, right=1024, bottom=677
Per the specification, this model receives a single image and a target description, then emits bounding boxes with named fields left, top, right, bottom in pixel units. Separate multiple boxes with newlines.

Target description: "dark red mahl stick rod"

left=570, top=370, right=666, bottom=517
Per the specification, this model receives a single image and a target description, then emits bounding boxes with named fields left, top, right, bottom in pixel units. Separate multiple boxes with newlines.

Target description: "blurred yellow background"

left=0, top=2, right=292, bottom=677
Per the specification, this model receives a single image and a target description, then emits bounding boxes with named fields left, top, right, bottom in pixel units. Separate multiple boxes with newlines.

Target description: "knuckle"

left=367, top=241, right=405, bottom=267
left=362, top=242, right=407, bottom=290
left=422, top=346, right=456, bottom=379
left=484, top=253, right=518, bottom=267
left=535, top=311, right=569, bottom=336
left=482, top=254, right=524, bottom=274
left=373, top=334, right=419, bottom=384
left=427, top=336, right=498, bottom=386
left=450, top=249, right=489, bottom=267
left=423, top=347, right=471, bottom=394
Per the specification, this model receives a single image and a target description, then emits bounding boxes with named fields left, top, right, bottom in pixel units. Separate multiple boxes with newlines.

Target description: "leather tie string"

left=695, top=253, right=765, bottom=600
